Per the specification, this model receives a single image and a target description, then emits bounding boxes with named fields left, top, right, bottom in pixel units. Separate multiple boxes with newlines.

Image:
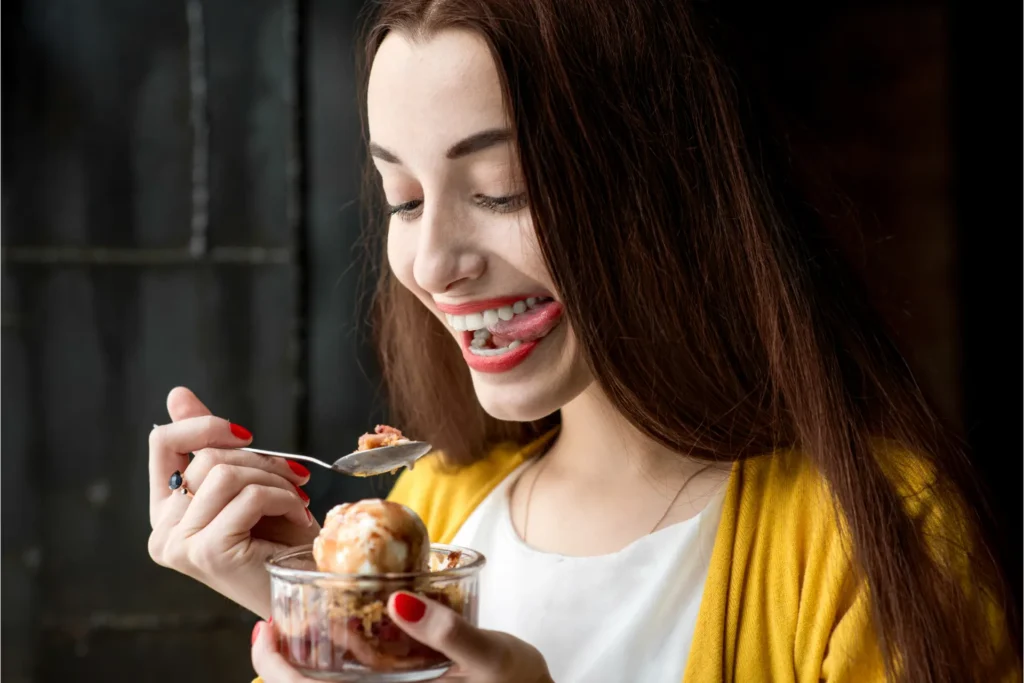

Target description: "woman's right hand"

left=147, top=387, right=319, bottom=618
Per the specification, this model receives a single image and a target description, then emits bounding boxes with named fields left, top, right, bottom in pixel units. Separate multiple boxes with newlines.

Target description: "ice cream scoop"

left=312, top=499, right=430, bottom=575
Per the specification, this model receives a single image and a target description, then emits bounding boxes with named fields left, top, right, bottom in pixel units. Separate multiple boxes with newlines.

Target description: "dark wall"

left=948, top=0, right=1022, bottom=609
left=728, top=0, right=1021, bottom=611
left=2, top=1, right=1018, bottom=682
left=2, top=1, right=390, bottom=681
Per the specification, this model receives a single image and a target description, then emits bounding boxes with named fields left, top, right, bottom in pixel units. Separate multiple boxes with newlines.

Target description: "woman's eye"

left=386, top=193, right=527, bottom=219
left=386, top=199, right=423, bottom=220
left=475, top=193, right=527, bottom=214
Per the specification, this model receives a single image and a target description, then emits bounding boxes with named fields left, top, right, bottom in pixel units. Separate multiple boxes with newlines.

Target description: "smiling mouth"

left=442, top=296, right=563, bottom=358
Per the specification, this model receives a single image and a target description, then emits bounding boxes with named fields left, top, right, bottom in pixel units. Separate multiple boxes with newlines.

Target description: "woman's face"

left=367, top=29, right=592, bottom=421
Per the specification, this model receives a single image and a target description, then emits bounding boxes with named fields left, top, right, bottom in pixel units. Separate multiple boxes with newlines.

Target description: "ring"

left=169, top=470, right=194, bottom=499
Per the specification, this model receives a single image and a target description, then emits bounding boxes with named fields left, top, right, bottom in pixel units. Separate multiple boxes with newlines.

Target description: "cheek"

left=515, top=216, right=554, bottom=288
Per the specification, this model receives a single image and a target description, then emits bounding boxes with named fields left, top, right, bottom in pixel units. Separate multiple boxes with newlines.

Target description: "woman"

left=148, top=1, right=1019, bottom=681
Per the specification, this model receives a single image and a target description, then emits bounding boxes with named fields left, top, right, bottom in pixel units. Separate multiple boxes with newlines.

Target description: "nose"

left=412, top=203, right=486, bottom=293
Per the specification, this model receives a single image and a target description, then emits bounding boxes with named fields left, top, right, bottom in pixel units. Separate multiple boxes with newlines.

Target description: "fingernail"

left=230, top=423, right=252, bottom=440
left=287, top=460, right=310, bottom=478
left=306, top=508, right=314, bottom=524
left=295, top=485, right=309, bottom=503
left=393, top=593, right=426, bottom=623
left=251, top=621, right=261, bottom=645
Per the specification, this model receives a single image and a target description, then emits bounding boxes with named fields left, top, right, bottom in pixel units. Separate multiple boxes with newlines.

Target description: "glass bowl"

left=266, top=543, right=485, bottom=682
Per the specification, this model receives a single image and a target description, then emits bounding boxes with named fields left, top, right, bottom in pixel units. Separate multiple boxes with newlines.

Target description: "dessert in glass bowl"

left=267, top=498, right=484, bottom=682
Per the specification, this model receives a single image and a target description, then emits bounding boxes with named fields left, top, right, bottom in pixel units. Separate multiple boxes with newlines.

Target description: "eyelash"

left=386, top=200, right=423, bottom=218
left=386, top=193, right=528, bottom=220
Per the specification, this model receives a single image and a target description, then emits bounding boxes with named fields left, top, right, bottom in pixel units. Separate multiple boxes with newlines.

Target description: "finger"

left=148, top=415, right=253, bottom=510
left=153, top=482, right=194, bottom=530
left=166, top=386, right=212, bottom=423
left=251, top=514, right=321, bottom=547
left=251, top=620, right=315, bottom=683
left=177, top=465, right=309, bottom=534
left=333, top=621, right=393, bottom=670
left=148, top=426, right=190, bottom=528
left=387, top=592, right=502, bottom=672
left=149, top=387, right=215, bottom=528
left=165, top=387, right=310, bottom=484
left=200, top=484, right=312, bottom=543
left=185, top=448, right=311, bottom=490
left=147, top=490, right=193, bottom=564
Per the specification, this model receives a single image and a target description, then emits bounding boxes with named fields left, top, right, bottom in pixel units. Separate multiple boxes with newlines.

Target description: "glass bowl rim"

left=265, top=542, right=486, bottom=582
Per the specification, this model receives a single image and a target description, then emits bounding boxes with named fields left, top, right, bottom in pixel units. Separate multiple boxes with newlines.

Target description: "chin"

left=467, top=329, right=592, bottom=423
left=472, top=379, right=568, bottom=422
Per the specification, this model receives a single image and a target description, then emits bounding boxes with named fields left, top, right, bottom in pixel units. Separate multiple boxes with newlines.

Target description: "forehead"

left=367, top=29, right=506, bottom=150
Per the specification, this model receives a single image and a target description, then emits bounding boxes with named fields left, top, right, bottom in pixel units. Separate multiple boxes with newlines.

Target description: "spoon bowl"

left=328, top=441, right=433, bottom=476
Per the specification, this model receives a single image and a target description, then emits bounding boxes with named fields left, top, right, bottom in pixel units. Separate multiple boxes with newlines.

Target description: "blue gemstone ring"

left=168, top=470, right=193, bottom=498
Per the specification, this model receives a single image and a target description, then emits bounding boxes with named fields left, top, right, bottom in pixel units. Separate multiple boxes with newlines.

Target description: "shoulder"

left=732, top=444, right=960, bottom=591
left=735, top=441, right=943, bottom=541
left=387, top=431, right=556, bottom=544
left=726, top=445, right=1013, bottom=680
left=733, top=448, right=838, bottom=536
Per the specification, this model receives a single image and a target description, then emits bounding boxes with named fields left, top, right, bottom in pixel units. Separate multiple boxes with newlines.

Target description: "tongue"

left=487, top=300, right=563, bottom=346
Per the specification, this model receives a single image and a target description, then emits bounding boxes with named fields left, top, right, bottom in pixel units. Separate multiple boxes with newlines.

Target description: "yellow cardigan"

left=387, top=437, right=1017, bottom=683
left=254, top=437, right=1016, bottom=682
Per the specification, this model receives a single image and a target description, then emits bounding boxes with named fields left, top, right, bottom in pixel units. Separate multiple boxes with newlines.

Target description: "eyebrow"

left=368, top=128, right=513, bottom=164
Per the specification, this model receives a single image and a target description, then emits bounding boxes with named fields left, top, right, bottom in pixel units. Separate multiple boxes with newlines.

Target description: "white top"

left=452, top=460, right=727, bottom=683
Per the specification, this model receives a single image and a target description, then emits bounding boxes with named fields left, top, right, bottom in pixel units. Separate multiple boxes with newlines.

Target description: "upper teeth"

left=446, top=297, right=540, bottom=332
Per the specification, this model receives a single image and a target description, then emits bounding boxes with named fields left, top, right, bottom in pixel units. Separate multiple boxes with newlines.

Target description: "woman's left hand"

left=251, top=591, right=554, bottom=682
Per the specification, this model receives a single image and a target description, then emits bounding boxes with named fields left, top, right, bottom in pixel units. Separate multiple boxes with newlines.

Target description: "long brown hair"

left=357, top=1, right=1018, bottom=679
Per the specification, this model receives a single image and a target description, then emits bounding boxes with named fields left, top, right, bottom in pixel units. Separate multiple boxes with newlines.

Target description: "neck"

left=545, top=383, right=708, bottom=488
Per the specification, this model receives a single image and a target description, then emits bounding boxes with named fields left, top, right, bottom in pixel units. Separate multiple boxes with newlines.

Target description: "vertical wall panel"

left=2, top=0, right=377, bottom=680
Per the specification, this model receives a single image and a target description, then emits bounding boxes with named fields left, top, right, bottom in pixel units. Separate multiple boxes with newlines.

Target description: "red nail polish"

left=287, top=460, right=311, bottom=478
left=295, top=485, right=309, bottom=503
left=394, top=593, right=426, bottom=623
left=230, top=423, right=252, bottom=440
left=306, top=508, right=314, bottom=523
left=251, top=621, right=261, bottom=645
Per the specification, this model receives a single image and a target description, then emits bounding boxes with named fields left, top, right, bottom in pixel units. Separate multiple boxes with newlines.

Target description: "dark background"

left=1, top=1, right=1019, bottom=681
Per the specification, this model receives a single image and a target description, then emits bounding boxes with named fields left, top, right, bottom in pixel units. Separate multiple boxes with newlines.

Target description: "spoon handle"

left=240, top=447, right=333, bottom=469
left=152, top=424, right=334, bottom=470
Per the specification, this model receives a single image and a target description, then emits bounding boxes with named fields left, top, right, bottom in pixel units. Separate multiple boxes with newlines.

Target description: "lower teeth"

left=468, top=339, right=523, bottom=357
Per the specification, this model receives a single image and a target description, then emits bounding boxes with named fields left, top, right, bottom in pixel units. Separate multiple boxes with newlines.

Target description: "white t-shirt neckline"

left=496, top=462, right=718, bottom=560
left=452, top=458, right=727, bottom=683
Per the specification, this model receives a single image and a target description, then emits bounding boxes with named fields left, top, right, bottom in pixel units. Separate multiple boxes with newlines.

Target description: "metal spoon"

left=151, top=424, right=432, bottom=476
left=242, top=441, right=432, bottom=477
